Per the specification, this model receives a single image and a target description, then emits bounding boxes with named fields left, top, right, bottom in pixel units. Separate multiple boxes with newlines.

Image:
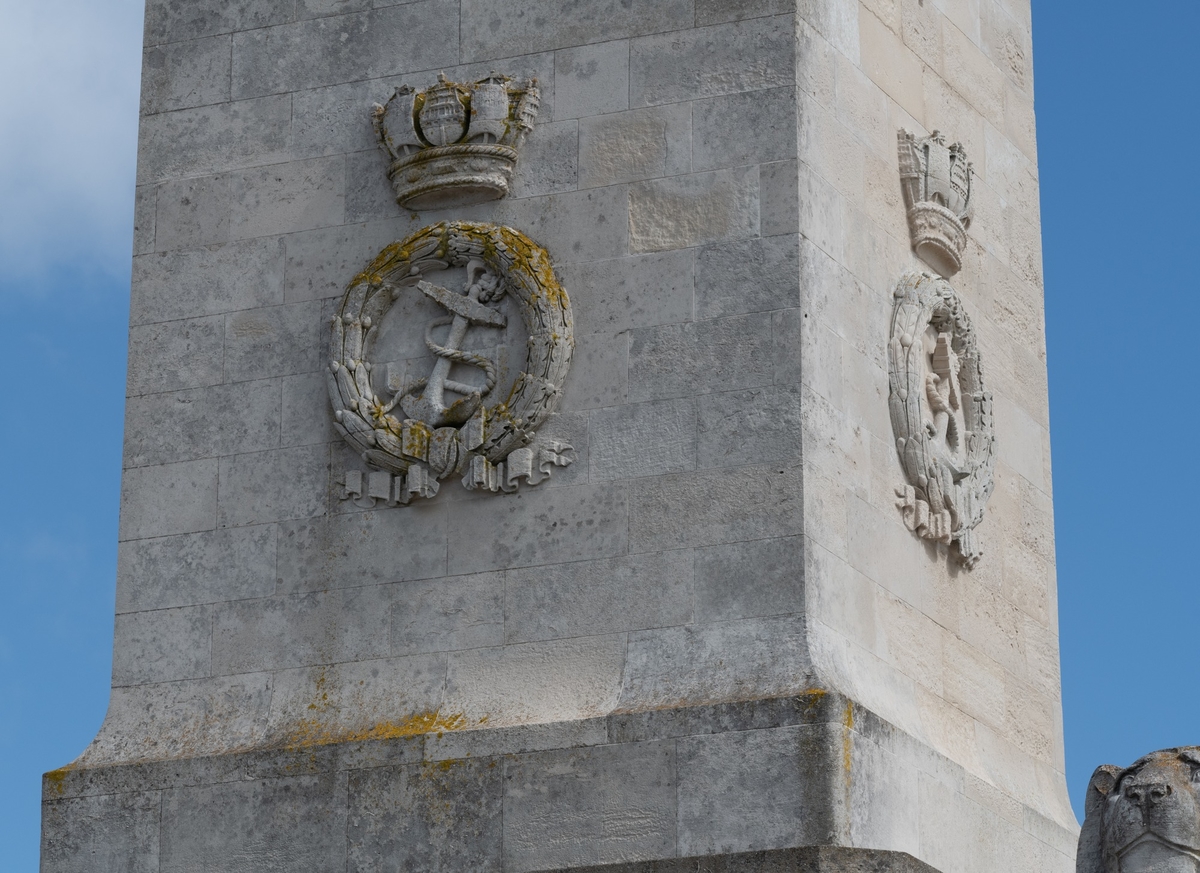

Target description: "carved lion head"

left=1078, top=748, right=1200, bottom=873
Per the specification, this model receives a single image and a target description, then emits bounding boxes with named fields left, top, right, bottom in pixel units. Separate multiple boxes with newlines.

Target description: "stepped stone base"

left=548, top=847, right=939, bottom=873
left=42, top=692, right=1071, bottom=873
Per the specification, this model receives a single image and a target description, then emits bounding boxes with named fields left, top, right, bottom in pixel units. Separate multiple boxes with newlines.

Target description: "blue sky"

left=1, top=0, right=1197, bottom=868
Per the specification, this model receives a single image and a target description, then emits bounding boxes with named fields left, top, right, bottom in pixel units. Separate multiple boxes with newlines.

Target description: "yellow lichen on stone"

left=281, top=710, right=470, bottom=750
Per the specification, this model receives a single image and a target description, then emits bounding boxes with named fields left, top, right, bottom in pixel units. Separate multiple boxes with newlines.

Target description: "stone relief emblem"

left=898, top=129, right=973, bottom=278
left=888, top=271, right=994, bottom=567
left=1078, top=748, right=1200, bottom=873
left=373, top=72, right=540, bottom=210
left=328, top=221, right=574, bottom=507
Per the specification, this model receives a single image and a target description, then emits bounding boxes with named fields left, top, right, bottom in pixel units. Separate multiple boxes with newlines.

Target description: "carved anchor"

left=400, top=260, right=507, bottom=428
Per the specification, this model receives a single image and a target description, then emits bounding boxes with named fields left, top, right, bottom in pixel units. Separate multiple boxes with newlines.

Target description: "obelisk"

left=42, top=2, right=1074, bottom=872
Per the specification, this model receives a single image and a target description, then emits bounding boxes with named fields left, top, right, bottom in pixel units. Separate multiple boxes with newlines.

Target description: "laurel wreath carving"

left=327, top=221, right=573, bottom=491
left=888, top=271, right=994, bottom=566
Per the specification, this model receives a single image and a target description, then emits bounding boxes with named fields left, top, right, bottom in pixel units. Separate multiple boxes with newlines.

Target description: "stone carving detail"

left=898, top=129, right=973, bottom=278
left=888, top=272, right=994, bottom=567
left=328, top=221, right=574, bottom=505
left=373, top=73, right=540, bottom=210
left=1078, top=748, right=1200, bottom=873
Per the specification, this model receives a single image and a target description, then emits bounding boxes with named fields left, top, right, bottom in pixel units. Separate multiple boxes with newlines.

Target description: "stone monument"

left=41, top=2, right=1073, bottom=872
left=1078, top=748, right=1200, bottom=873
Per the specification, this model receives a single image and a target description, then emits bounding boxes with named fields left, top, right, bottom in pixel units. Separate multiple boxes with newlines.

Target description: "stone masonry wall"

left=789, top=0, right=1071, bottom=836
left=108, top=0, right=810, bottom=766
left=43, top=1, right=1074, bottom=872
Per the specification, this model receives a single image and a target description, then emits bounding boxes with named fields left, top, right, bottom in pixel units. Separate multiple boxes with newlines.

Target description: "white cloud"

left=0, top=0, right=144, bottom=290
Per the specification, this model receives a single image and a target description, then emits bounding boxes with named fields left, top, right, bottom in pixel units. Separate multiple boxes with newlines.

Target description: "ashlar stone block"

left=555, top=40, right=631, bottom=120
left=115, top=525, right=277, bottom=613
left=348, top=759, right=504, bottom=873
left=578, top=104, right=691, bottom=189
left=42, top=792, right=161, bottom=873
left=230, top=1, right=460, bottom=99
left=141, top=35, right=232, bottom=115
left=159, top=774, right=348, bottom=873
left=461, top=0, right=693, bottom=61
left=630, top=17, right=796, bottom=106
left=503, top=741, right=677, bottom=872
left=629, top=167, right=760, bottom=254
left=505, top=551, right=694, bottom=644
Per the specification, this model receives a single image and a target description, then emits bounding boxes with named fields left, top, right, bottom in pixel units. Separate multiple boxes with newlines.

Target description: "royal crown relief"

left=329, top=75, right=574, bottom=508
left=898, top=129, right=973, bottom=279
left=373, top=72, right=540, bottom=209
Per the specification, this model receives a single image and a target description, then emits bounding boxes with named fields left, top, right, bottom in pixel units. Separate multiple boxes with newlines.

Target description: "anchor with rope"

left=397, top=259, right=508, bottom=428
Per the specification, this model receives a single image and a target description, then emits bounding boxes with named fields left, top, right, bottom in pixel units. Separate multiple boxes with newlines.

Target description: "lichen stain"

left=44, top=766, right=72, bottom=797
left=842, top=700, right=854, bottom=790
left=799, top=688, right=827, bottom=713
left=281, top=710, right=471, bottom=750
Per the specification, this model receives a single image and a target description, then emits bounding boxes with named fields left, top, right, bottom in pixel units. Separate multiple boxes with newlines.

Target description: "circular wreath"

left=327, top=221, right=573, bottom=481
left=888, top=271, right=994, bottom=563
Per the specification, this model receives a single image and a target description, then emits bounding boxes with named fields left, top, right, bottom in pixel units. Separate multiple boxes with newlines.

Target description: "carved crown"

left=372, top=73, right=540, bottom=210
left=898, top=130, right=973, bottom=278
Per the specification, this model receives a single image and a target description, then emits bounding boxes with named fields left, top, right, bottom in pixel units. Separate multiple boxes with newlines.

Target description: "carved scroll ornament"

left=888, top=272, right=994, bottom=567
left=1078, top=747, right=1200, bottom=873
left=328, top=221, right=574, bottom=507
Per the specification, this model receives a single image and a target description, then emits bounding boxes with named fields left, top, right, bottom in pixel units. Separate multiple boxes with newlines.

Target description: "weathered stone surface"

left=119, top=458, right=219, bottom=541
left=152, top=174, right=232, bottom=251
left=445, top=483, right=629, bottom=575
left=619, top=616, right=813, bottom=710
left=159, top=774, right=348, bottom=872
left=506, top=551, right=693, bottom=644
left=212, top=584, right=391, bottom=673
left=695, top=235, right=801, bottom=319
left=692, top=88, right=798, bottom=173
left=136, top=95, right=293, bottom=183
left=443, top=635, right=627, bottom=727
left=558, top=249, right=694, bottom=334
left=554, top=40, right=630, bottom=120
left=579, top=104, right=691, bottom=189
left=126, top=315, right=225, bottom=396
left=277, top=507, right=448, bottom=593
left=391, top=573, right=505, bottom=655
left=228, top=156, right=346, bottom=239
left=590, top=398, right=697, bottom=481
left=629, top=167, right=760, bottom=254
left=629, top=17, right=796, bottom=106
left=223, top=301, right=320, bottom=382
left=264, top=654, right=448, bottom=745
left=42, top=792, right=161, bottom=873
left=116, top=525, right=277, bottom=613
left=131, top=238, right=285, bottom=324
left=230, top=2, right=460, bottom=99
left=461, top=0, right=692, bottom=60
left=503, top=741, right=677, bottom=872
left=124, top=380, right=281, bottom=468
left=628, top=463, right=803, bottom=552
left=216, top=444, right=328, bottom=528
left=348, top=759, right=504, bottom=873
left=678, top=725, right=836, bottom=853
left=694, top=536, right=804, bottom=622
left=628, top=313, right=776, bottom=403
left=142, top=36, right=231, bottom=115
left=113, top=605, right=213, bottom=686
